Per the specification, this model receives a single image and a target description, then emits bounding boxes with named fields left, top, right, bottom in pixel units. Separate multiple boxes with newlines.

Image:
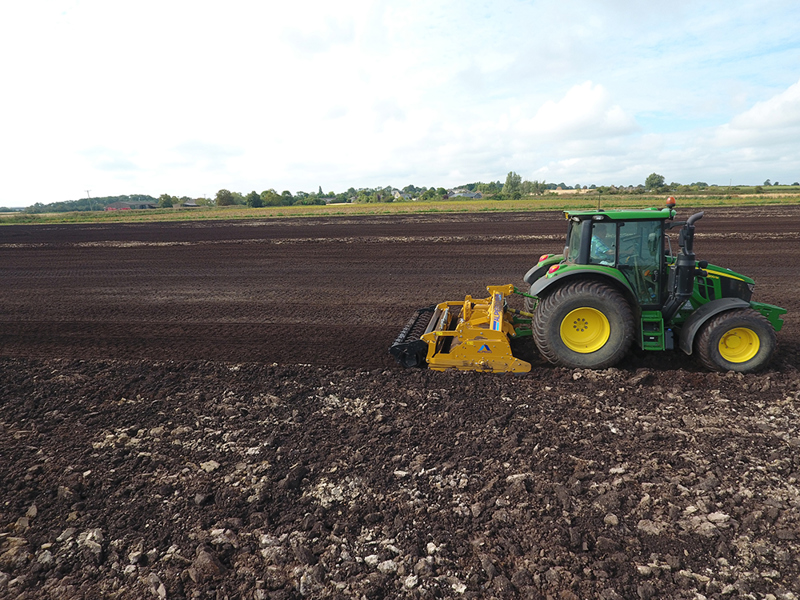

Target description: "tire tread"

left=533, top=280, right=634, bottom=368
left=696, top=308, right=776, bottom=373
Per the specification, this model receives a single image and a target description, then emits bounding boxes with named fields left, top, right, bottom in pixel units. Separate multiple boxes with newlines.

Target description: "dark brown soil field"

left=1, top=206, right=799, bottom=599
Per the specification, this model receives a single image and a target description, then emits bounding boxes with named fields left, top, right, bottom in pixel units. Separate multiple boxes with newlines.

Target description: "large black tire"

left=696, top=308, right=776, bottom=373
left=524, top=294, right=536, bottom=313
left=533, top=280, right=634, bottom=369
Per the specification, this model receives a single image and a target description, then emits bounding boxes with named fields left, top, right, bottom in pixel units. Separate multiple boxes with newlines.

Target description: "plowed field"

left=1, top=206, right=799, bottom=599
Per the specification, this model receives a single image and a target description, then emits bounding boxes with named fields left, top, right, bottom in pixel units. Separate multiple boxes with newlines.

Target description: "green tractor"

left=524, top=199, right=786, bottom=372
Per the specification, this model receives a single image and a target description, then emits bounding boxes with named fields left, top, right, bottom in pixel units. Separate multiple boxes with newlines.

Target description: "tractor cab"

left=562, top=208, right=670, bottom=308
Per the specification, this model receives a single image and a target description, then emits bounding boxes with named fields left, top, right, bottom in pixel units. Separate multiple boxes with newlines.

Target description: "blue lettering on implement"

left=478, top=344, right=491, bottom=353
left=491, top=292, right=503, bottom=331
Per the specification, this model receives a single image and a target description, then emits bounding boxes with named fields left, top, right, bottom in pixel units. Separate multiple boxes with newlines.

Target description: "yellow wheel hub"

left=560, top=307, right=610, bottom=353
left=718, top=327, right=759, bottom=363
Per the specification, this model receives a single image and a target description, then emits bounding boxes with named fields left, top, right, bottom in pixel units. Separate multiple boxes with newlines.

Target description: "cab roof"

left=565, top=207, right=676, bottom=221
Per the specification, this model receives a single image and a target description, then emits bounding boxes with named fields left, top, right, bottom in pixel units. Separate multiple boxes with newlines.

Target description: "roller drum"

left=389, top=306, right=436, bottom=368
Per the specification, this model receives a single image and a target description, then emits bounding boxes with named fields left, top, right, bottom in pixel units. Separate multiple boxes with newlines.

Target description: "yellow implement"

left=390, top=285, right=532, bottom=373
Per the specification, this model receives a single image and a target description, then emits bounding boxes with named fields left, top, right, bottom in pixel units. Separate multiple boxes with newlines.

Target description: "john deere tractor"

left=390, top=199, right=785, bottom=373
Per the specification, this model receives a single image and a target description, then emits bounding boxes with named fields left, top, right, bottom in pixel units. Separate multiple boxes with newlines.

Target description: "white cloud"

left=280, top=15, right=356, bottom=56
left=519, top=81, right=639, bottom=141
left=80, top=147, right=142, bottom=173
left=713, top=78, right=800, bottom=147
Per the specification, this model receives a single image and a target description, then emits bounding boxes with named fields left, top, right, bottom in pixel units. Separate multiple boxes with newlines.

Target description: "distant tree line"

left=10, top=174, right=800, bottom=214
left=23, top=195, right=161, bottom=214
left=642, top=173, right=799, bottom=194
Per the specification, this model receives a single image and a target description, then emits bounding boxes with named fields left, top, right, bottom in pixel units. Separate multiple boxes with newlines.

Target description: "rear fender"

left=529, top=266, right=635, bottom=300
left=677, top=298, right=750, bottom=355
left=524, top=254, right=563, bottom=285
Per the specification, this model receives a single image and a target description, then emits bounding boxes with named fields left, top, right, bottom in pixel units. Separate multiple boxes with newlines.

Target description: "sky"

left=2, top=0, right=800, bottom=207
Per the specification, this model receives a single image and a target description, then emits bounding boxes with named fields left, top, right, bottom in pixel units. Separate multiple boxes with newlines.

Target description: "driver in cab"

left=590, top=225, right=616, bottom=266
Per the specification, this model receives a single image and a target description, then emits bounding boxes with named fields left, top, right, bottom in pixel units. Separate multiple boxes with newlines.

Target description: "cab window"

left=617, top=220, right=662, bottom=305
left=589, top=222, right=617, bottom=266
left=566, top=220, right=583, bottom=262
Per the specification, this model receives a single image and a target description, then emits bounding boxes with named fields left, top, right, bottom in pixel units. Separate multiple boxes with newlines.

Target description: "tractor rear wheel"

left=533, top=280, right=634, bottom=369
left=696, top=308, right=776, bottom=373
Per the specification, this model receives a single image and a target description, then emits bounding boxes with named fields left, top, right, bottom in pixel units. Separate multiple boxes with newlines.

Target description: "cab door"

left=616, top=220, right=662, bottom=307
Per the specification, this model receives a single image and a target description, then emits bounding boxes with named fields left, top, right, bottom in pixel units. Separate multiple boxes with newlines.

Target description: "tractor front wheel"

left=696, top=308, right=776, bottom=373
left=533, top=280, right=634, bottom=369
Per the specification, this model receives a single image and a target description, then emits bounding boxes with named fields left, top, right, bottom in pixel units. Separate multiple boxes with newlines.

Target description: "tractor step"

left=640, top=312, right=670, bottom=351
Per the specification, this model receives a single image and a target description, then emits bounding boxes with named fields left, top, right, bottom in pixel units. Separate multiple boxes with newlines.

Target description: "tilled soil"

left=1, top=207, right=799, bottom=599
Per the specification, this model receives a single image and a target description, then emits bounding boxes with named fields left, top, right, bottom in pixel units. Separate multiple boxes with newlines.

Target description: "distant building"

left=105, top=201, right=156, bottom=211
